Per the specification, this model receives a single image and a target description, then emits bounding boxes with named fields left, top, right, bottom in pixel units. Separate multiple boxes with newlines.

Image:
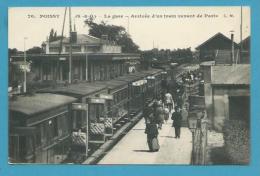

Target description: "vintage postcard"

left=8, top=6, right=250, bottom=165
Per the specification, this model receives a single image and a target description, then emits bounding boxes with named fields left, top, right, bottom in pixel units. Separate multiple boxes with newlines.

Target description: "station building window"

left=86, top=46, right=100, bottom=53
left=65, top=46, right=81, bottom=53
left=42, top=63, right=52, bottom=80
left=49, top=47, right=59, bottom=53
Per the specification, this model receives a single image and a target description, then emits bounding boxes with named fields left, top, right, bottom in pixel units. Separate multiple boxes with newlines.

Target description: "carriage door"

left=71, top=103, right=88, bottom=157
left=88, top=98, right=106, bottom=144
left=99, top=94, right=114, bottom=137
left=131, top=80, right=147, bottom=113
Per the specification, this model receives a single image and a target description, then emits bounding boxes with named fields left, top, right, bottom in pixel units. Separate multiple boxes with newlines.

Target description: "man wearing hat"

left=171, top=106, right=183, bottom=138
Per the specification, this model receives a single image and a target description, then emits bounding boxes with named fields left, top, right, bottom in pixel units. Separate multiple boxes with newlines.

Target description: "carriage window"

left=53, top=118, right=58, bottom=137
left=72, top=110, right=87, bottom=131
left=89, top=104, right=105, bottom=123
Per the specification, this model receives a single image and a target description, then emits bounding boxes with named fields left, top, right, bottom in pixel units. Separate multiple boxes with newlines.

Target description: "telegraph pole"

left=240, top=6, right=243, bottom=63
left=23, top=37, right=28, bottom=93
left=69, top=7, right=72, bottom=84
left=127, top=16, right=130, bottom=34
left=56, top=7, right=67, bottom=81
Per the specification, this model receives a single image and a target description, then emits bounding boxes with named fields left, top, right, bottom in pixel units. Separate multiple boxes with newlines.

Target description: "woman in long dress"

left=145, top=118, right=159, bottom=152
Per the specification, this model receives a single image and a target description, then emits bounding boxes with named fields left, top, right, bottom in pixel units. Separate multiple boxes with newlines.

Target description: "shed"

left=196, top=32, right=239, bottom=62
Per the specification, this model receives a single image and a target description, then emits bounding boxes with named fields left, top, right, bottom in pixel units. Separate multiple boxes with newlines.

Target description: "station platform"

left=98, top=117, right=192, bottom=164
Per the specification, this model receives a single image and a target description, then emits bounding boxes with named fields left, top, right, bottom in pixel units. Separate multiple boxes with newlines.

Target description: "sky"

left=8, top=6, right=250, bottom=51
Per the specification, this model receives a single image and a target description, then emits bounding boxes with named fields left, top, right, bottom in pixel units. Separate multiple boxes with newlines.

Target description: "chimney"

left=70, top=24, right=77, bottom=43
left=231, top=33, right=234, bottom=64
left=70, top=32, right=77, bottom=43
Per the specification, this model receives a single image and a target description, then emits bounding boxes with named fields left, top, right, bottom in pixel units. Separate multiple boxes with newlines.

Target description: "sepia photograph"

left=8, top=6, right=250, bottom=165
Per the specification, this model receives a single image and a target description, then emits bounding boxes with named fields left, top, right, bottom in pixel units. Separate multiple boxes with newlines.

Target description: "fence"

left=188, top=95, right=207, bottom=165
left=192, top=117, right=208, bottom=165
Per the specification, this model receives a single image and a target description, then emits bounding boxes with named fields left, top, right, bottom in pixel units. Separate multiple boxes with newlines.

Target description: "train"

left=9, top=63, right=183, bottom=164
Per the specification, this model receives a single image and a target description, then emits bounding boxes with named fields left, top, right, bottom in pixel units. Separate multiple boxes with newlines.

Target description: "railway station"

left=8, top=7, right=250, bottom=165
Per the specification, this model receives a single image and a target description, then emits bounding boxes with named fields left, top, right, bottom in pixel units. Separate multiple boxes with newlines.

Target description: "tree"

left=49, top=28, right=55, bottom=42
left=48, top=28, right=64, bottom=42
left=26, top=46, right=43, bottom=54
left=141, top=47, right=194, bottom=65
left=84, top=18, right=139, bottom=53
left=8, top=48, right=18, bottom=57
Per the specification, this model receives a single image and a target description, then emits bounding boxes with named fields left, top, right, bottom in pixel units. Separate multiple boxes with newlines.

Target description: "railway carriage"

left=94, top=79, right=129, bottom=131
left=38, top=82, right=109, bottom=159
left=9, top=93, right=77, bottom=163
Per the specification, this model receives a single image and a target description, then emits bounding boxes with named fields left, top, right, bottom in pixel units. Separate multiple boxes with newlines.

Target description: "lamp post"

left=23, top=37, right=28, bottom=93
left=188, top=115, right=198, bottom=165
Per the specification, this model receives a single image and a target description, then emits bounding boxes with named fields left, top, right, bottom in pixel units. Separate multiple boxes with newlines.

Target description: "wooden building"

left=196, top=33, right=239, bottom=63
left=239, top=36, right=250, bottom=64
left=9, top=93, right=77, bottom=163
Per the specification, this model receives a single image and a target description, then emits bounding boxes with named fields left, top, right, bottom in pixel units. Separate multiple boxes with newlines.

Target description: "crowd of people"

left=181, top=69, right=203, bottom=85
left=144, top=86, right=184, bottom=152
left=143, top=69, right=205, bottom=152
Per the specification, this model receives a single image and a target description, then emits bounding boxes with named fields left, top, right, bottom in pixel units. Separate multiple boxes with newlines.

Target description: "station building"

left=10, top=33, right=140, bottom=87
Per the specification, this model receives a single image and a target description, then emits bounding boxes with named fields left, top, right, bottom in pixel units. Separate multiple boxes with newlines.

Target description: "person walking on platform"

left=164, top=91, right=174, bottom=113
left=171, top=106, right=183, bottom=138
left=145, top=118, right=160, bottom=152
left=155, top=102, right=165, bottom=130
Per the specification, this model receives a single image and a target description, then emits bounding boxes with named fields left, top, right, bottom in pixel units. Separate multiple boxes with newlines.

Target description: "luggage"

left=151, top=137, right=160, bottom=152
